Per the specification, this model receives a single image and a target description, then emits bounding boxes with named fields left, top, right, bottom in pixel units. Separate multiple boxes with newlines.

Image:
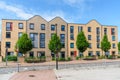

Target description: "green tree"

left=76, top=31, right=89, bottom=56
left=101, top=34, right=111, bottom=56
left=15, top=33, right=32, bottom=55
left=118, top=42, right=120, bottom=53
left=48, top=33, right=62, bottom=69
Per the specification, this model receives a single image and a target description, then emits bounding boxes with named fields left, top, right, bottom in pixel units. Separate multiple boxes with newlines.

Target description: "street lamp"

left=16, top=44, right=20, bottom=72
left=5, top=47, right=8, bottom=66
left=55, top=24, right=59, bottom=70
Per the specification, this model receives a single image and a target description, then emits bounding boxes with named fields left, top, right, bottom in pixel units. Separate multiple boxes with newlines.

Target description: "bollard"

left=18, top=63, right=20, bottom=72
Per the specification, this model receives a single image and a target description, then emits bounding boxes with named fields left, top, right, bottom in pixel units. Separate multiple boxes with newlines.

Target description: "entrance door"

left=61, top=52, right=65, bottom=58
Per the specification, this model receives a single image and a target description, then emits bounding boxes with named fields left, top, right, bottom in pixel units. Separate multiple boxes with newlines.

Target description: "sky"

left=0, top=0, right=120, bottom=41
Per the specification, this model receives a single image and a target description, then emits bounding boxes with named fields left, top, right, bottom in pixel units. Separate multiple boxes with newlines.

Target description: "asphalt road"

left=1, top=61, right=120, bottom=74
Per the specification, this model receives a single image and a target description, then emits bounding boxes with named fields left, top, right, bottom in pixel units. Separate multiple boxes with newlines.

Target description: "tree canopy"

left=15, top=33, right=32, bottom=54
left=48, top=33, right=62, bottom=54
left=76, top=31, right=89, bottom=53
left=101, top=34, right=111, bottom=52
left=118, top=42, right=120, bottom=52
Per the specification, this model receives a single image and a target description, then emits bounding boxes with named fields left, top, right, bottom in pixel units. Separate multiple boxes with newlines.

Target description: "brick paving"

left=9, top=70, right=57, bottom=80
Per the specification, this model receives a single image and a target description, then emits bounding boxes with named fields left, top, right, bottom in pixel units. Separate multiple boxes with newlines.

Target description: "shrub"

left=83, top=56, right=97, bottom=60
left=3, top=56, right=17, bottom=61
left=98, top=55, right=105, bottom=59
left=58, top=58, right=66, bottom=61
left=25, top=56, right=46, bottom=63
left=76, top=56, right=79, bottom=60
left=107, top=55, right=113, bottom=59
left=118, top=55, right=120, bottom=58
left=52, top=57, right=55, bottom=61
left=107, top=55, right=117, bottom=59
left=67, top=57, right=72, bottom=61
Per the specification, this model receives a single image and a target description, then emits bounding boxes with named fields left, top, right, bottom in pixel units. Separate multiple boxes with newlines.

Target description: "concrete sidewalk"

left=55, top=67, right=120, bottom=80
left=0, top=73, right=15, bottom=80
left=9, top=70, right=57, bottom=80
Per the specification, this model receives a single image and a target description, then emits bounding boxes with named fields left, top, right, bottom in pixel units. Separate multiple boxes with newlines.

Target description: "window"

left=96, top=51, right=100, bottom=56
left=112, top=36, right=115, bottom=41
left=70, top=51, right=74, bottom=56
left=60, top=34, right=65, bottom=42
left=88, top=51, right=93, bottom=56
left=88, top=35, right=91, bottom=40
left=29, top=23, right=34, bottom=30
left=51, top=25, right=55, bottom=31
left=7, top=52, right=14, bottom=56
left=79, top=52, right=83, bottom=57
left=37, top=52, right=45, bottom=57
left=111, top=28, right=115, bottom=35
left=40, top=33, right=45, bottom=48
left=96, top=27, right=100, bottom=34
left=97, top=36, right=100, bottom=42
left=89, top=43, right=92, bottom=48
left=61, top=25, right=65, bottom=31
left=60, top=34, right=65, bottom=48
left=105, top=51, right=109, bottom=57
left=70, top=26, right=74, bottom=33
left=97, top=43, right=100, bottom=48
left=112, top=43, right=116, bottom=48
left=6, top=32, right=11, bottom=38
left=104, top=28, right=107, bottom=34
left=30, top=33, right=38, bottom=48
left=6, top=22, right=12, bottom=31
left=18, top=52, right=22, bottom=57
left=18, top=23, right=23, bottom=29
left=60, top=52, right=65, bottom=58
left=6, top=42, right=11, bottom=48
left=78, top=26, right=83, bottom=32
left=29, top=52, right=34, bottom=57
left=70, top=43, right=74, bottom=48
left=70, top=34, right=74, bottom=40
left=41, top=24, right=45, bottom=30
left=112, top=51, right=115, bottom=55
left=51, top=52, right=55, bottom=58
left=30, top=33, right=34, bottom=41
left=88, top=27, right=91, bottom=32
left=18, top=32, right=22, bottom=38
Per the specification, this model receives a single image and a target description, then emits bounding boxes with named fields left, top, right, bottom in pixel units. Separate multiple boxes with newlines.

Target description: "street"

left=1, top=60, right=120, bottom=74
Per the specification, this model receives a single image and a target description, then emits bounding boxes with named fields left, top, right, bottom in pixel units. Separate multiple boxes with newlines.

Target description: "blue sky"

left=0, top=0, right=120, bottom=41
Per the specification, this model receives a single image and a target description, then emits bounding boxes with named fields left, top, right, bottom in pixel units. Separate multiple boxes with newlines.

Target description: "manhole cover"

left=29, top=75, right=35, bottom=77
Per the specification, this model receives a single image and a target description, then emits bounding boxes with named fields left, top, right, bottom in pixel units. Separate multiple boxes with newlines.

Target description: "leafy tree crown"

left=118, top=42, right=120, bottom=52
left=48, top=33, right=62, bottom=54
left=15, top=33, right=32, bottom=54
left=76, top=31, right=89, bottom=53
left=101, top=34, right=111, bottom=52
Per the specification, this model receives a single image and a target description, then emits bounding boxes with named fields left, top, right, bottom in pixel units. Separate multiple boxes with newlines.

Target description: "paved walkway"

left=55, top=67, right=120, bottom=80
left=9, top=70, right=57, bottom=80
left=0, top=73, right=15, bottom=80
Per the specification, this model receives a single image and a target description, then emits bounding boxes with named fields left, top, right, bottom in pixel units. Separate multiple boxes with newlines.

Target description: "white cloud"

left=63, top=0, right=85, bottom=8
left=62, top=0, right=95, bottom=22
left=0, top=1, right=33, bottom=19
left=41, top=10, right=65, bottom=21
left=0, top=1, right=68, bottom=21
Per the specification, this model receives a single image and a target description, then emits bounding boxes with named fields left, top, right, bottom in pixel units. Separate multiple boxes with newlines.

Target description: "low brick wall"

left=0, top=56, right=2, bottom=62
left=18, top=56, right=25, bottom=63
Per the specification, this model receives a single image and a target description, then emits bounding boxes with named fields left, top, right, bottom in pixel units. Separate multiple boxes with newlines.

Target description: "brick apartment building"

left=1, top=15, right=118, bottom=60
